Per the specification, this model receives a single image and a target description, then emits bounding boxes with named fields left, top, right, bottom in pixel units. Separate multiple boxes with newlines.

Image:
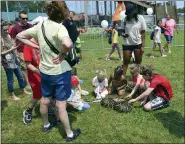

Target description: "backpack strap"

left=41, top=21, right=59, bottom=55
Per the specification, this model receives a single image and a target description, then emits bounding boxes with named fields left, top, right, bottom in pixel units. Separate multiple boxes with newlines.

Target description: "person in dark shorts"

left=121, top=3, right=146, bottom=80
left=128, top=65, right=173, bottom=111
left=16, top=1, right=81, bottom=142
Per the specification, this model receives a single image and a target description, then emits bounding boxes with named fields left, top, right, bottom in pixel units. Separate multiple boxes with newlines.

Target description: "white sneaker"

left=81, top=90, right=89, bottom=96
left=168, top=50, right=172, bottom=53
left=106, top=58, right=110, bottom=61
left=150, top=55, right=155, bottom=58
left=161, top=54, right=167, bottom=58
left=162, top=48, right=166, bottom=52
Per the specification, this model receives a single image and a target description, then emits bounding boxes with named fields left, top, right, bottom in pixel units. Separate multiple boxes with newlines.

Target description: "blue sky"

left=66, top=1, right=185, bottom=15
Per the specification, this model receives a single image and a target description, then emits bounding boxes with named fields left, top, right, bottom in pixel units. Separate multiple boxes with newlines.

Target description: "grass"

left=1, top=40, right=184, bottom=143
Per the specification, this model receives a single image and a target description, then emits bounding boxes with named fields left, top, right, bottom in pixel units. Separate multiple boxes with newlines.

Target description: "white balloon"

left=147, top=8, right=153, bottom=15
left=101, top=20, right=108, bottom=29
left=120, top=11, right=126, bottom=20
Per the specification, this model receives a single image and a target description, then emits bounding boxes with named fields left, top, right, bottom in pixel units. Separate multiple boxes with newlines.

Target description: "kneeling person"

left=128, top=65, right=173, bottom=111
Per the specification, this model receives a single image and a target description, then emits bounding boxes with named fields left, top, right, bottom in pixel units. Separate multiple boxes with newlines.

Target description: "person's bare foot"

left=9, top=95, right=21, bottom=101
left=22, top=89, right=32, bottom=95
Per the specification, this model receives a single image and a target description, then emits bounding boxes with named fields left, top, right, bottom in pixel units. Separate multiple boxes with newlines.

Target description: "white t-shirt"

left=26, top=20, right=72, bottom=75
left=92, top=76, right=108, bottom=92
left=154, top=26, right=161, bottom=40
left=121, top=15, right=147, bottom=45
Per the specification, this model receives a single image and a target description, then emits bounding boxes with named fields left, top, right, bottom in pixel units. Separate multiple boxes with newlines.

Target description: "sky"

left=66, top=1, right=185, bottom=15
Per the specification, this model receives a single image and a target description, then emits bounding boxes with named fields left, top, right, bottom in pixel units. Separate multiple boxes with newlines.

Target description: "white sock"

left=68, top=132, right=74, bottom=138
left=44, top=123, right=50, bottom=128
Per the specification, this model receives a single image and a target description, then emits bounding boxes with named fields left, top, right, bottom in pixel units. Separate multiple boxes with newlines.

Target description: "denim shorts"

left=40, top=71, right=71, bottom=101
left=164, top=35, right=173, bottom=42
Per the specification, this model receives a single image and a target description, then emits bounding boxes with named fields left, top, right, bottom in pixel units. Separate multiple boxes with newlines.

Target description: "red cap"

left=71, top=76, right=79, bottom=86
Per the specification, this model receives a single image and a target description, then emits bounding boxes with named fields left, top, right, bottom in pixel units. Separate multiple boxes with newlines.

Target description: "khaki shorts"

left=17, top=52, right=26, bottom=70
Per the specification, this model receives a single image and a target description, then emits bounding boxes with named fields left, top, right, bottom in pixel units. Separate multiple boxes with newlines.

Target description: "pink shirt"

left=163, top=19, right=176, bottom=36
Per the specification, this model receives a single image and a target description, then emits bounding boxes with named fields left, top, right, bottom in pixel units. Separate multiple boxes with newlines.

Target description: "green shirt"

left=75, top=37, right=81, bottom=48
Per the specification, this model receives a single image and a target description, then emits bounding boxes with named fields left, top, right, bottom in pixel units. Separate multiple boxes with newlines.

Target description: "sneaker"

left=150, top=55, right=155, bottom=58
left=23, top=110, right=32, bottom=124
left=81, top=90, right=89, bottom=96
left=162, top=48, right=166, bottom=52
left=106, top=58, right=110, bottom=61
left=23, top=89, right=32, bottom=95
left=66, top=129, right=81, bottom=142
left=42, top=123, right=53, bottom=133
left=168, top=50, right=172, bottom=53
left=9, top=96, right=20, bottom=101
left=161, top=54, right=167, bottom=58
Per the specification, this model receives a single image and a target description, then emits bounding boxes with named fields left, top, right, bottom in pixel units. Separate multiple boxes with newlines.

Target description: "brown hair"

left=129, top=64, right=140, bottom=73
left=140, top=65, right=154, bottom=77
left=45, top=1, right=69, bottom=23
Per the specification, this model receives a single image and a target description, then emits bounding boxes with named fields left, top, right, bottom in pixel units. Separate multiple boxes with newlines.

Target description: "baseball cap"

left=71, top=76, right=79, bottom=86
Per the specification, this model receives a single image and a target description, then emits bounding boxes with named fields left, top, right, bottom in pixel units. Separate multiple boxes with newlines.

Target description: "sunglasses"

left=20, top=17, right=28, bottom=20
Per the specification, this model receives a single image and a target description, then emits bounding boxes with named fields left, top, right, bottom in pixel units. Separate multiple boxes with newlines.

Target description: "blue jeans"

left=82, top=102, right=90, bottom=110
left=4, top=67, right=25, bottom=93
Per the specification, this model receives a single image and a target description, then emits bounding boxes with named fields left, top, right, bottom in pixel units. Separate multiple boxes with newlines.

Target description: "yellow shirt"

left=112, top=29, right=118, bottom=44
left=26, top=20, right=72, bottom=75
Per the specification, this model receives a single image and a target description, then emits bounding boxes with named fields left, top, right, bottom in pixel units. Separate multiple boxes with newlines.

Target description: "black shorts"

left=122, top=44, right=142, bottom=51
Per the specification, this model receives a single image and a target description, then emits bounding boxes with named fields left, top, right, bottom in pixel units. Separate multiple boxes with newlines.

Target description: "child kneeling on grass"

left=125, top=64, right=150, bottom=99
left=67, top=76, right=90, bottom=111
left=128, top=65, right=173, bottom=111
left=92, top=69, right=109, bottom=99
left=108, top=65, right=127, bottom=96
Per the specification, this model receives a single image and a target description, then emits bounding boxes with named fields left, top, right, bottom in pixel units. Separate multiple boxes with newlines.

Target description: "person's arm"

left=108, top=74, right=113, bottom=86
left=140, top=30, right=145, bottom=53
left=26, top=62, right=40, bottom=75
left=174, top=24, right=179, bottom=34
left=1, top=45, right=18, bottom=55
left=140, top=15, right=146, bottom=53
left=16, top=30, right=39, bottom=49
left=128, top=87, right=154, bottom=104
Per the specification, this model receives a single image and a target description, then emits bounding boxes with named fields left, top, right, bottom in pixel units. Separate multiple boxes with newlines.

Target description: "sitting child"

left=67, top=76, right=90, bottom=111
left=128, top=65, right=172, bottom=111
left=71, top=67, right=89, bottom=96
left=125, top=64, right=149, bottom=99
left=108, top=66, right=126, bottom=96
left=92, top=69, right=108, bottom=99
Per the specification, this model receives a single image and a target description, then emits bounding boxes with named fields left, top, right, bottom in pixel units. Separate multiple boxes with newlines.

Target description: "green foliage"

left=1, top=1, right=45, bottom=12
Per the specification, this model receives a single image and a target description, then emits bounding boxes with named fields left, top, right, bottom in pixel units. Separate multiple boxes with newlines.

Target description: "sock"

left=68, top=132, right=74, bottom=138
left=44, top=123, right=50, bottom=128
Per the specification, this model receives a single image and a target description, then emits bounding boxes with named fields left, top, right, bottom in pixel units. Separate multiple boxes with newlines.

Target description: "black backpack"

left=41, top=22, right=78, bottom=67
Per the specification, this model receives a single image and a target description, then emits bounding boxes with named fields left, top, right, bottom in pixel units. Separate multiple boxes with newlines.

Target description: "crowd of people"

left=1, top=1, right=177, bottom=142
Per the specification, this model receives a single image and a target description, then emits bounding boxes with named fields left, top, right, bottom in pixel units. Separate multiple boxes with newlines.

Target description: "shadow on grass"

left=1, top=100, right=8, bottom=111
left=154, top=110, right=184, bottom=137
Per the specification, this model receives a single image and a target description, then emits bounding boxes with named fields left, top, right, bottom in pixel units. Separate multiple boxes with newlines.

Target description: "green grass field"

left=1, top=38, right=184, bottom=143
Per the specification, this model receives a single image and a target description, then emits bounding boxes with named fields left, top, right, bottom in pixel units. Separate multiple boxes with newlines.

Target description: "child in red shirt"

left=128, top=65, right=173, bottom=111
left=23, top=39, right=41, bottom=124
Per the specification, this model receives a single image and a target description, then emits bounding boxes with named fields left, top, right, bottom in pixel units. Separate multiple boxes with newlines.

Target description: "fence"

left=80, top=24, right=184, bottom=50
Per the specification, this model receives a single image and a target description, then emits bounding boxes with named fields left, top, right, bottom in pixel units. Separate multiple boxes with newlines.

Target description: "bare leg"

left=40, top=97, right=51, bottom=126
left=151, top=42, right=156, bottom=56
left=157, top=43, right=163, bottom=56
left=56, top=100, right=73, bottom=137
left=134, top=49, right=142, bottom=64
left=122, top=50, right=132, bottom=78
